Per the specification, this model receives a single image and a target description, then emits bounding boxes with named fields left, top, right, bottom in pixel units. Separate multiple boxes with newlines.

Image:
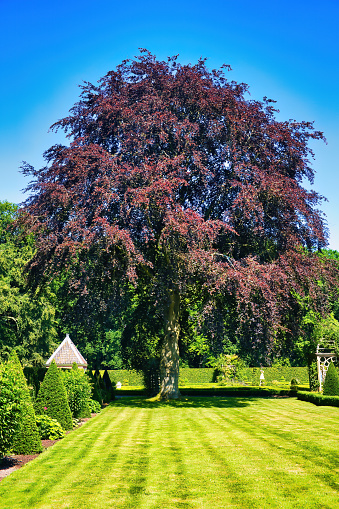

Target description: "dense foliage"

left=19, top=51, right=336, bottom=397
left=0, top=355, right=25, bottom=457
left=35, top=360, right=73, bottom=430
left=35, top=414, right=65, bottom=440
left=0, top=201, right=58, bottom=365
left=62, top=363, right=92, bottom=418
left=8, top=351, right=42, bottom=455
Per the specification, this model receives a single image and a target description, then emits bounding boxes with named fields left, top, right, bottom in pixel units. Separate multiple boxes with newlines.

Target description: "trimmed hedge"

left=179, top=386, right=296, bottom=397
left=106, top=370, right=144, bottom=386
left=106, top=367, right=309, bottom=387
left=297, top=391, right=339, bottom=407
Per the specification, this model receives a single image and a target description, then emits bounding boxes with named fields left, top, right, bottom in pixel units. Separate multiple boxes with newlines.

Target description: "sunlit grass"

left=0, top=397, right=338, bottom=508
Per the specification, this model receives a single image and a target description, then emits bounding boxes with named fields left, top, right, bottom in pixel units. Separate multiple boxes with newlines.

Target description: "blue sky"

left=1, top=0, right=338, bottom=248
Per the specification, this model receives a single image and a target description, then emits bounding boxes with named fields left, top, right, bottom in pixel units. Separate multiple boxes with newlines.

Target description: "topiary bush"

left=35, top=360, right=73, bottom=430
left=323, top=362, right=339, bottom=396
left=62, top=363, right=92, bottom=418
left=35, top=415, right=65, bottom=440
left=290, top=378, right=300, bottom=390
left=8, top=352, right=42, bottom=455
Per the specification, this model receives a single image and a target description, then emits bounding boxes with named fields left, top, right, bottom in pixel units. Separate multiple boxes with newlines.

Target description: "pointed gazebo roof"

left=46, top=334, right=87, bottom=370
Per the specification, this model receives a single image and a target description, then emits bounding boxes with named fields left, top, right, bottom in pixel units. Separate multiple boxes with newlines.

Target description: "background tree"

left=20, top=50, right=335, bottom=398
left=0, top=201, right=58, bottom=365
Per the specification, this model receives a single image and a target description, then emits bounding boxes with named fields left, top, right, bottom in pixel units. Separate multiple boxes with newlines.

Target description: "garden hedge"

left=106, top=367, right=309, bottom=387
left=179, top=387, right=296, bottom=397
left=297, top=391, right=339, bottom=407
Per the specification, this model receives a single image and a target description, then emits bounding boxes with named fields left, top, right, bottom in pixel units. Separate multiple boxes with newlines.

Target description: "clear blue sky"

left=1, top=0, right=338, bottom=248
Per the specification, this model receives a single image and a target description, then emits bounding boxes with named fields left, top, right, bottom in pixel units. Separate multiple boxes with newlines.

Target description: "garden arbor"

left=21, top=50, right=333, bottom=398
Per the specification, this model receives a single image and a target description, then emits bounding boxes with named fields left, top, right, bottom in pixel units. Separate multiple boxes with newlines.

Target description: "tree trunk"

left=159, top=289, right=180, bottom=399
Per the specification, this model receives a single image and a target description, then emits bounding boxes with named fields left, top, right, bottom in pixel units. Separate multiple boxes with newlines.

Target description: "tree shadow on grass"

left=110, top=396, right=255, bottom=409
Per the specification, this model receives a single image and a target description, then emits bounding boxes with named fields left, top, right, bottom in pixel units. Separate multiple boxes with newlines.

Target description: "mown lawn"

left=0, top=397, right=338, bottom=508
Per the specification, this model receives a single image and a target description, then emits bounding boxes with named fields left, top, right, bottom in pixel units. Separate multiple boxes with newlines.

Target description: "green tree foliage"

left=323, top=362, right=339, bottom=396
left=8, top=351, right=42, bottom=455
left=0, top=355, right=24, bottom=457
left=62, top=363, right=92, bottom=418
left=0, top=201, right=58, bottom=365
left=35, top=360, right=73, bottom=430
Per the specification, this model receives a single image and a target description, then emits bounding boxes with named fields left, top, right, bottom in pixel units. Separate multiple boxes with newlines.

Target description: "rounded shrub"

left=290, top=378, right=300, bottom=390
left=323, top=362, right=339, bottom=396
left=35, top=415, right=65, bottom=440
left=88, top=399, right=101, bottom=413
left=35, top=360, right=73, bottom=430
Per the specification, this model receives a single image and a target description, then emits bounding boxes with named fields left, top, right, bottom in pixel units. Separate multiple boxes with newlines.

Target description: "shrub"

left=35, top=415, right=65, bottom=440
left=290, top=377, right=300, bottom=390
left=8, top=352, right=42, bottom=455
left=62, top=364, right=92, bottom=418
left=35, top=360, right=73, bottom=430
left=88, top=399, right=101, bottom=413
left=0, top=357, right=26, bottom=457
left=323, top=362, right=339, bottom=396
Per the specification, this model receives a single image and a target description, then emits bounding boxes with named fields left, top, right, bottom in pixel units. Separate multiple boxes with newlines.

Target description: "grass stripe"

left=0, top=398, right=338, bottom=508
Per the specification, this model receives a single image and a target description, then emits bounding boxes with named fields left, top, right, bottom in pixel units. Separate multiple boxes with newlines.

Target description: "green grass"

left=0, top=397, right=338, bottom=508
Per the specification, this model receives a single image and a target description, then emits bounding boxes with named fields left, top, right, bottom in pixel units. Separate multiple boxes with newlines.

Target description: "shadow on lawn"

left=111, top=396, right=254, bottom=409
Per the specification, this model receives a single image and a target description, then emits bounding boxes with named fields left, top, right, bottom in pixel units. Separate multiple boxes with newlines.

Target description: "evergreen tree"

left=9, top=351, right=42, bottom=454
left=102, top=369, right=115, bottom=402
left=35, top=360, right=73, bottom=430
left=323, top=362, right=339, bottom=396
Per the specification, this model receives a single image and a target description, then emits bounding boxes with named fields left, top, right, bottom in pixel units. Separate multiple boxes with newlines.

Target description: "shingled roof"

left=46, top=334, right=87, bottom=370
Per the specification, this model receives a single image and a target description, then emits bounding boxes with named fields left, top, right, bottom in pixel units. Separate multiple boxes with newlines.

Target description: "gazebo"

left=46, top=334, right=87, bottom=371
left=316, top=340, right=337, bottom=391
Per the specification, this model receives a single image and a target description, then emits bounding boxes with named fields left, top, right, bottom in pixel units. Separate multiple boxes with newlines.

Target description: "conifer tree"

left=9, top=351, right=42, bottom=454
left=35, top=360, right=73, bottom=430
left=323, top=362, right=339, bottom=396
left=102, top=369, right=115, bottom=402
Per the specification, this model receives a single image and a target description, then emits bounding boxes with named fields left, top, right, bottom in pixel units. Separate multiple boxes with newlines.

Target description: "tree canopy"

left=20, top=50, right=335, bottom=398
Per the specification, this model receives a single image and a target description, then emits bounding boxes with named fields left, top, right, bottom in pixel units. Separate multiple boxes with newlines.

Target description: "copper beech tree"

left=21, top=50, right=333, bottom=398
